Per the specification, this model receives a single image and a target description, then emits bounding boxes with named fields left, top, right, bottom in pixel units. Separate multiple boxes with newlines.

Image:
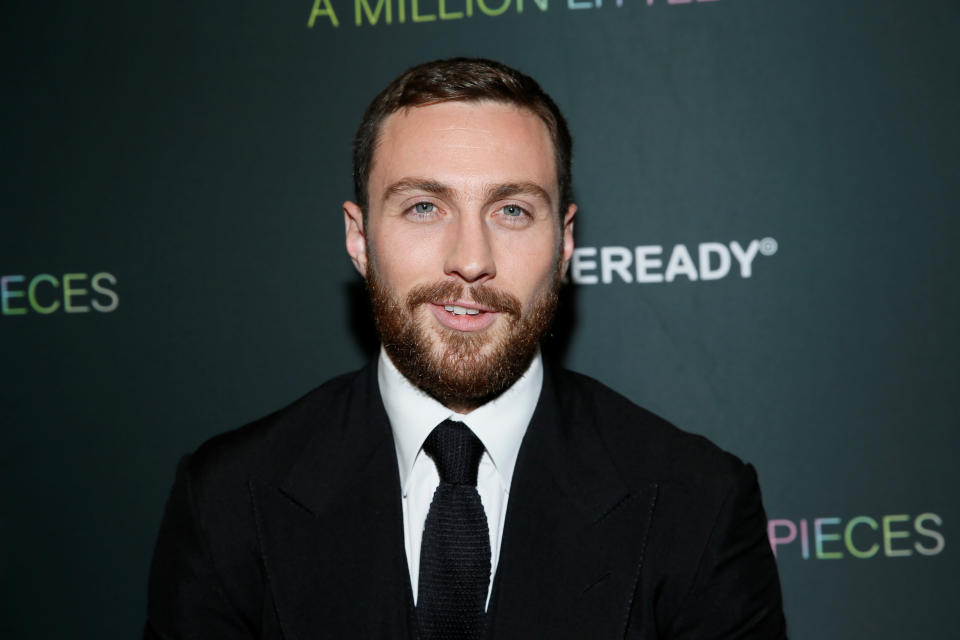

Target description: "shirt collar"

left=378, top=347, right=543, bottom=497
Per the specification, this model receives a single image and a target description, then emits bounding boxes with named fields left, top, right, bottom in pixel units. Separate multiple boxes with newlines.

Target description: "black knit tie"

left=416, top=420, right=491, bottom=640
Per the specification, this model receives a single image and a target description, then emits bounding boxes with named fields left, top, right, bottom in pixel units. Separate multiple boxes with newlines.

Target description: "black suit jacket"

left=145, top=362, right=786, bottom=639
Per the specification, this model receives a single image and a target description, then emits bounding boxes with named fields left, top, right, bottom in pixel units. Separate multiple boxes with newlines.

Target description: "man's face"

left=344, top=100, right=576, bottom=412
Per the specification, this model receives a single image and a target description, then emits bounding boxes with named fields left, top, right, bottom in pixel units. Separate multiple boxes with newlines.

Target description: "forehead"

left=370, top=101, right=557, bottom=201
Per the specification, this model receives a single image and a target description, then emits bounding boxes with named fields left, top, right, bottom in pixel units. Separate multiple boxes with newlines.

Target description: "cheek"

left=495, top=232, right=561, bottom=296
left=370, top=226, right=445, bottom=288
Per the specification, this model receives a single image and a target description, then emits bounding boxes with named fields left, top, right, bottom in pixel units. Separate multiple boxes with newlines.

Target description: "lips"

left=428, top=301, right=498, bottom=332
left=405, top=281, right=521, bottom=332
left=438, top=299, right=497, bottom=314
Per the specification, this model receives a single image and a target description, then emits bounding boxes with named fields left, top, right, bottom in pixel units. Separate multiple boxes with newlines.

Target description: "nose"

left=443, top=213, right=496, bottom=284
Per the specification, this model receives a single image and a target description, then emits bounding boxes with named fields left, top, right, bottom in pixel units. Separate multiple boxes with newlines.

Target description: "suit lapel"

left=246, top=361, right=658, bottom=638
left=251, top=364, right=416, bottom=640
left=487, top=366, right=658, bottom=639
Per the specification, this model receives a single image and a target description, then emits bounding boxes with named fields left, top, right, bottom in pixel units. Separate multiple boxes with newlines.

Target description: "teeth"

left=444, top=305, right=481, bottom=316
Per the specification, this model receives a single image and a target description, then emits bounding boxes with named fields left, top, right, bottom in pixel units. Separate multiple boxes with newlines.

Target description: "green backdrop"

left=2, top=0, right=957, bottom=637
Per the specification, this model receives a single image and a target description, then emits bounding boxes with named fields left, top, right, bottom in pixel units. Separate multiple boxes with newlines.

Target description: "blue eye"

left=502, top=205, right=524, bottom=217
left=413, top=202, right=436, bottom=214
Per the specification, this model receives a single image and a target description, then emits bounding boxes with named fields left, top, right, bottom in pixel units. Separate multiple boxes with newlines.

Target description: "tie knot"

left=422, top=420, right=485, bottom=486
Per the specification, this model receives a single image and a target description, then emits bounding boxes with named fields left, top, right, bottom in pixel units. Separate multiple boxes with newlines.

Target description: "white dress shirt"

left=377, top=347, right=543, bottom=608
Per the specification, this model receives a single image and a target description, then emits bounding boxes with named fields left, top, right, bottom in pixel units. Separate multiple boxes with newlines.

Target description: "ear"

left=343, top=201, right=368, bottom=277
left=559, top=203, right=577, bottom=277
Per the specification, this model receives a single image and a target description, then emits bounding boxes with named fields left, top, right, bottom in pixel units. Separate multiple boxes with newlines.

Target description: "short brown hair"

left=352, top=57, right=573, bottom=217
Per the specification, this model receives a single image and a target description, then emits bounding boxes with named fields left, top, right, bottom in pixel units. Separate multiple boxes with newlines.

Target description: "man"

left=145, top=58, right=787, bottom=639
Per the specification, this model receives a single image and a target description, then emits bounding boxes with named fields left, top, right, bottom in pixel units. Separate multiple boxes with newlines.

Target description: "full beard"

left=366, top=263, right=562, bottom=411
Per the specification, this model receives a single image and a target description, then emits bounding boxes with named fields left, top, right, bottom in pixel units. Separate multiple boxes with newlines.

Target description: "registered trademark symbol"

left=759, top=237, right=778, bottom=256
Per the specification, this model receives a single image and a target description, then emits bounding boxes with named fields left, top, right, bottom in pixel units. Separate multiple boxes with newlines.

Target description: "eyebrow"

left=486, top=182, right=553, bottom=209
left=384, top=179, right=453, bottom=202
left=383, top=178, right=553, bottom=209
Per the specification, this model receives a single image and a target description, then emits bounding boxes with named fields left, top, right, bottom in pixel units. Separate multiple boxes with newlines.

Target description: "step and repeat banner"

left=2, top=1, right=957, bottom=637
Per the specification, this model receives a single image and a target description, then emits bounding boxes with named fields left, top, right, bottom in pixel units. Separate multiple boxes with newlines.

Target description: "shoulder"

left=184, top=367, right=368, bottom=490
left=551, top=367, right=749, bottom=486
left=549, top=368, right=786, bottom=636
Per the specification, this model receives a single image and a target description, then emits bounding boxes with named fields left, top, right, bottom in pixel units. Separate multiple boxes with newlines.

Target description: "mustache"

left=406, top=281, right=522, bottom=318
